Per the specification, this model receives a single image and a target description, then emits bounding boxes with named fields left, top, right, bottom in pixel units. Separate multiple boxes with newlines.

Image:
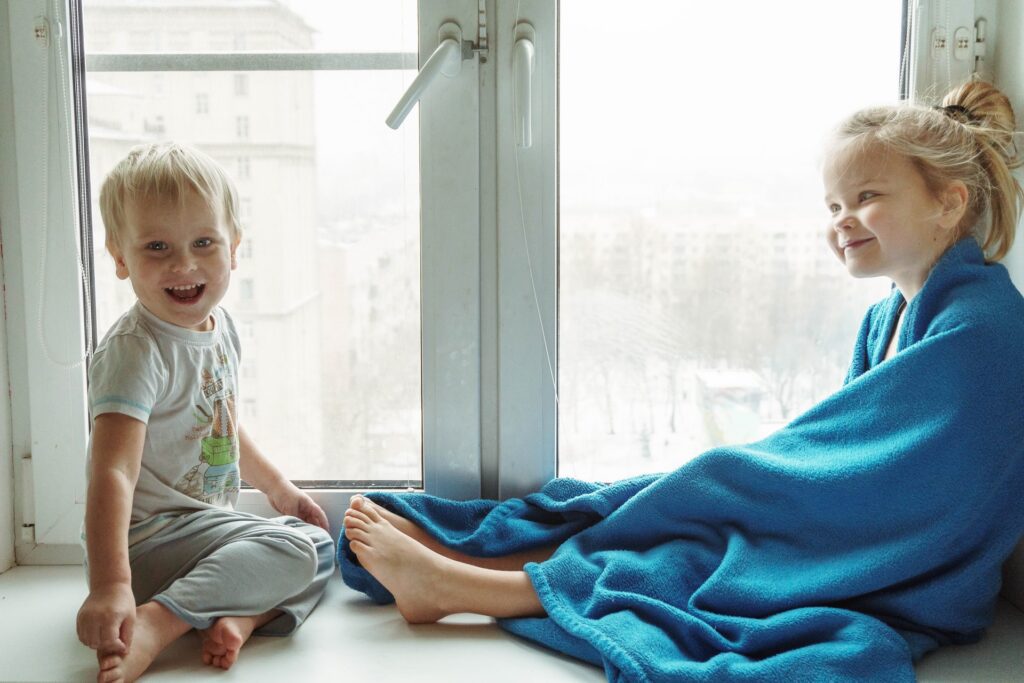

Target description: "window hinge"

left=19, top=454, right=37, bottom=544
left=973, top=18, right=987, bottom=74
left=20, top=453, right=35, bottom=528
left=474, top=0, right=489, bottom=63
left=33, top=16, right=49, bottom=47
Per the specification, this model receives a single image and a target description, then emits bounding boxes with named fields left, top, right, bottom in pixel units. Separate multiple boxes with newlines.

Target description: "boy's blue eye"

left=146, top=241, right=167, bottom=251
left=828, top=204, right=840, bottom=215
left=859, top=191, right=877, bottom=202
left=194, top=238, right=213, bottom=248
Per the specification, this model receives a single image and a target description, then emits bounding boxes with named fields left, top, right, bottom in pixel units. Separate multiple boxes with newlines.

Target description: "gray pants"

left=123, top=509, right=334, bottom=636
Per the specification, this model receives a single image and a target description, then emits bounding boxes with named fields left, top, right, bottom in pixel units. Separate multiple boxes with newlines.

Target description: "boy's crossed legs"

left=343, top=496, right=555, bottom=623
left=98, top=510, right=334, bottom=682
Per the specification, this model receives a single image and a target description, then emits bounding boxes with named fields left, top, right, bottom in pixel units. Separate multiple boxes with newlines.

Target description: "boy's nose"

left=170, top=252, right=197, bottom=272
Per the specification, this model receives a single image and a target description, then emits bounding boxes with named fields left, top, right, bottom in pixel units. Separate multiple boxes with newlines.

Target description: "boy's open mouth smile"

left=165, top=283, right=206, bottom=303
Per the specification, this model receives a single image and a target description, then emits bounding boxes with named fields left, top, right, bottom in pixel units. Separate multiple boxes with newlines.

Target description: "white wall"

left=988, top=0, right=1024, bottom=611
left=986, top=0, right=1024, bottom=286
left=0, top=1, right=17, bottom=573
left=0, top=254, right=13, bottom=574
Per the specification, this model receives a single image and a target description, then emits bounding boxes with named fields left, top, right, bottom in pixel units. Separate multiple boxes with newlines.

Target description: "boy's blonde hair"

left=99, top=142, right=242, bottom=252
left=831, top=79, right=1023, bottom=262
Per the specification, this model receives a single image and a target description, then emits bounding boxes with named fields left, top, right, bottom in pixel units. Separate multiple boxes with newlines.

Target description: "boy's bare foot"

left=199, top=610, right=280, bottom=670
left=96, top=651, right=127, bottom=683
left=96, top=602, right=190, bottom=683
left=199, top=618, right=245, bottom=670
left=346, top=495, right=557, bottom=571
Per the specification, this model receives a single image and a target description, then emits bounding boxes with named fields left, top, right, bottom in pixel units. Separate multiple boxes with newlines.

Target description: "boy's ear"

left=938, top=181, right=969, bottom=231
left=108, top=244, right=131, bottom=281
left=230, top=235, right=241, bottom=270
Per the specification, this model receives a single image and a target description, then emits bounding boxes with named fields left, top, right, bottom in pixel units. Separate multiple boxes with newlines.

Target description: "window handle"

left=387, top=22, right=465, bottom=130
left=513, top=22, right=536, bottom=148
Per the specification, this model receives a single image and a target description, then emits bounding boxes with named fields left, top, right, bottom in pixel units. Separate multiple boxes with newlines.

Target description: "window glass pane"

left=84, top=0, right=416, bottom=53
left=84, top=1, right=421, bottom=484
left=559, top=1, right=899, bottom=481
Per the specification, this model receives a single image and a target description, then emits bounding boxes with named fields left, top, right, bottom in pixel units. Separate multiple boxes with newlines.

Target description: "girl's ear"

left=938, top=181, right=969, bottom=231
left=230, top=235, right=241, bottom=270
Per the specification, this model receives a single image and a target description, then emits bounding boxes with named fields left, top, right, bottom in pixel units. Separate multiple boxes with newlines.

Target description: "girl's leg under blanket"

left=128, top=509, right=335, bottom=636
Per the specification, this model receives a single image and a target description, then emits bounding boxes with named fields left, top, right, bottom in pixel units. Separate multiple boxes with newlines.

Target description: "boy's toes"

left=97, top=651, right=122, bottom=672
left=97, top=662, right=124, bottom=683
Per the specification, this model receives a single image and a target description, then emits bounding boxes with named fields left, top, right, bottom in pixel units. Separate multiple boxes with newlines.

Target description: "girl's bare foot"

left=347, top=495, right=436, bottom=546
left=345, top=503, right=452, bottom=623
left=345, top=501, right=545, bottom=623
left=96, top=602, right=190, bottom=683
left=346, top=495, right=557, bottom=571
left=199, top=610, right=280, bottom=670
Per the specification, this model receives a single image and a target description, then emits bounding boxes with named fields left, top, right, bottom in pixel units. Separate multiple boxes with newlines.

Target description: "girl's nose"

left=832, top=209, right=854, bottom=232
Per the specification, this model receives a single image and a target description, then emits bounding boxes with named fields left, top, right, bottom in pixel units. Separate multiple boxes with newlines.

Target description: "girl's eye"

left=145, top=241, right=167, bottom=251
left=828, top=204, right=841, bottom=216
left=194, top=238, right=212, bottom=248
left=858, top=191, right=878, bottom=202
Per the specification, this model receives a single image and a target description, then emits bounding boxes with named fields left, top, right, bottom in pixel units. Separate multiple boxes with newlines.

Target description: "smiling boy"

left=76, top=142, right=334, bottom=683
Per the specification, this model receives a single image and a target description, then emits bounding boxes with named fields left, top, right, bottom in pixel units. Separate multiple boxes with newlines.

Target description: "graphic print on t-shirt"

left=174, top=342, right=240, bottom=505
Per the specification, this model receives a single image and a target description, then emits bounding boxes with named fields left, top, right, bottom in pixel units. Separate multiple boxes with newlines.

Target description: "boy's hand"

left=237, top=426, right=330, bottom=531
left=76, top=582, right=136, bottom=655
left=268, top=482, right=330, bottom=531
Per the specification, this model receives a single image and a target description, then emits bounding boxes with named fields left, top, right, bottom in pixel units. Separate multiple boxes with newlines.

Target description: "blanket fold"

left=339, top=239, right=1024, bottom=682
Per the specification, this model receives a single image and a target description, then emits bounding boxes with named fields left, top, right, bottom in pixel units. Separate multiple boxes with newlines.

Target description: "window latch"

left=513, top=22, right=536, bottom=148
left=386, top=22, right=470, bottom=130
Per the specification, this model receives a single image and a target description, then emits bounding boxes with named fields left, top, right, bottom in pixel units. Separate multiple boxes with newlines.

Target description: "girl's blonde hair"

left=99, top=142, right=242, bottom=252
left=832, top=80, right=1022, bottom=262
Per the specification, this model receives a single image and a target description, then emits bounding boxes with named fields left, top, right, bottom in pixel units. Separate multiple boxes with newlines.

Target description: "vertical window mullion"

left=494, top=0, right=558, bottom=499
left=418, top=0, right=484, bottom=499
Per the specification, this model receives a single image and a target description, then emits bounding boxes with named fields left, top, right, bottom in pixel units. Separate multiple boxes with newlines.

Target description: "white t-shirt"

left=87, top=302, right=242, bottom=545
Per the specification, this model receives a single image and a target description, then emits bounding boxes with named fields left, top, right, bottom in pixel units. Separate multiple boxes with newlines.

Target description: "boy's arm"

left=76, top=413, right=146, bottom=655
left=237, top=425, right=329, bottom=531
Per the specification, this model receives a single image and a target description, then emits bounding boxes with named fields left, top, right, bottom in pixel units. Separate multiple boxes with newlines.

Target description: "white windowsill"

left=0, top=566, right=1021, bottom=681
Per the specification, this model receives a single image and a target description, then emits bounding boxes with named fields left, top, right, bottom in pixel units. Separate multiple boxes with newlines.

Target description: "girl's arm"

left=237, top=425, right=329, bottom=531
left=76, top=413, right=146, bottom=656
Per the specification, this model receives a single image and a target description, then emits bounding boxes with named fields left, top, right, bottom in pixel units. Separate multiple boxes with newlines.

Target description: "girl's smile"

left=839, top=237, right=874, bottom=250
left=822, top=143, right=966, bottom=302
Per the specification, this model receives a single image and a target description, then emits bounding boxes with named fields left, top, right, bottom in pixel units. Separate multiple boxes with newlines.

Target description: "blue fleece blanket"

left=339, top=239, right=1024, bottom=682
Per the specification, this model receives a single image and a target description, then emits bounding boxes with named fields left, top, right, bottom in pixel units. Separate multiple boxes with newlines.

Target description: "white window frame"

left=8, top=0, right=1018, bottom=565
left=5, top=0, right=91, bottom=562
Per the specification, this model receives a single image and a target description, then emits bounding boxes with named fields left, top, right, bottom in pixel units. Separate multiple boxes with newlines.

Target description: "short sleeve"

left=220, top=308, right=242, bottom=362
left=88, top=333, right=167, bottom=424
